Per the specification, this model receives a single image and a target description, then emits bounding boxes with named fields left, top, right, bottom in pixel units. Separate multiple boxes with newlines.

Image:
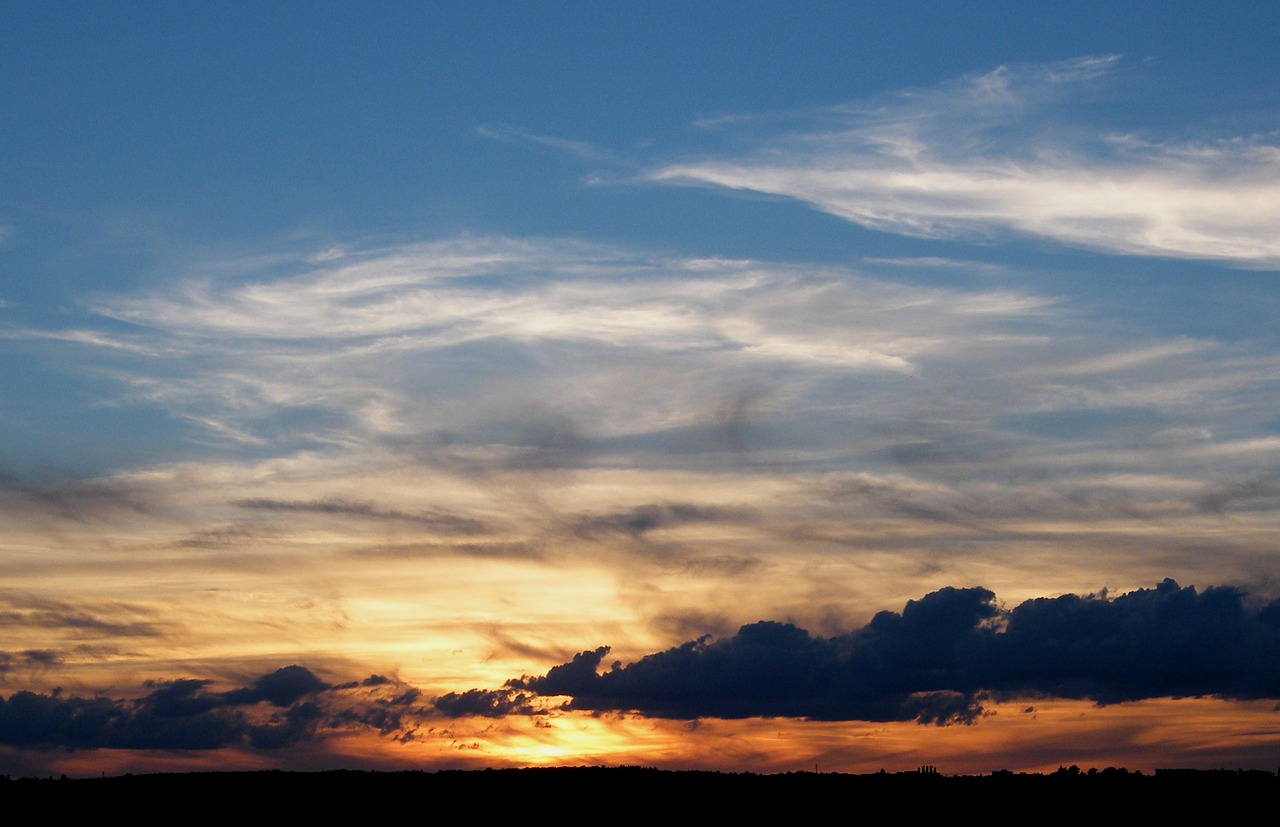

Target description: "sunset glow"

left=3, top=3, right=1280, bottom=779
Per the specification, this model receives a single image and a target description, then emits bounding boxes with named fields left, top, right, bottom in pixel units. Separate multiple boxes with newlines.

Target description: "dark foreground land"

left=5, top=766, right=1277, bottom=815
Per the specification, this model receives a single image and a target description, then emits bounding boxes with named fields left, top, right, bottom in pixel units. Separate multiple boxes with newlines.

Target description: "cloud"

left=221, top=664, right=329, bottom=707
left=0, top=593, right=167, bottom=639
left=651, top=57, right=1280, bottom=267
left=57, top=237, right=1061, bottom=466
left=7, top=233, right=1280, bottom=717
left=0, top=474, right=166, bottom=523
left=432, top=687, right=539, bottom=718
left=233, top=497, right=489, bottom=534
left=441, top=580, right=1280, bottom=724
left=571, top=503, right=753, bottom=539
left=477, top=124, right=619, bottom=164
left=0, top=650, right=60, bottom=681
left=34, top=235, right=1269, bottom=507
left=0, top=665, right=426, bottom=751
left=1194, top=475, right=1280, bottom=515
left=3, top=582, right=1280, bottom=765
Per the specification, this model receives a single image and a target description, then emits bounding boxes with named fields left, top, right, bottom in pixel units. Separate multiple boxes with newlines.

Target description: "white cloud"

left=651, top=57, right=1280, bottom=267
left=2, top=327, right=167, bottom=355
left=477, top=124, right=618, bottom=164
left=152, top=240, right=1028, bottom=371
left=18, top=235, right=1261, bottom=548
left=9, top=233, right=1280, bottom=707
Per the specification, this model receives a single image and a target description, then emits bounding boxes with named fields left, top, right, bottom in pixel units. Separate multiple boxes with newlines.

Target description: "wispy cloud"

left=477, top=124, right=620, bottom=165
left=0, top=327, right=168, bottom=355
left=15, top=237, right=1280, bottom=561
left=75, top=237, right=1054, bottom=455
left=0, top=592, right=167, bottom=639
left=651, top=56, right=1280, bottom=267
left=4, top=234, right=1279, bottom=757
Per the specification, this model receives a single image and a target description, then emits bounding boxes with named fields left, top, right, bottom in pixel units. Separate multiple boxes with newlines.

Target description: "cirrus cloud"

left=652, top=56, right=1280, bottom=267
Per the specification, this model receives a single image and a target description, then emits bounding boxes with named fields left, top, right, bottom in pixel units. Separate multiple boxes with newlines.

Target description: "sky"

left=2, top=1, right=1280, bottom=778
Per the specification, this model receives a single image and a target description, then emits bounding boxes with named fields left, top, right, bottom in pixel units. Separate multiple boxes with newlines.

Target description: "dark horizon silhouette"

left=4, top=764, right=1277, bottom=816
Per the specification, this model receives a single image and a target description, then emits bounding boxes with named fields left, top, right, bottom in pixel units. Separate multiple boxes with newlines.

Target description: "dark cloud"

left=442, top=580, right=1280, bottom=725
left=233, top=497, right=488, bottom=534
left=8, top=581, right=1279, bottom=753
left=887, top=439, right=972, bottom=468
left=387, top=688, right=420, bottom=706
left=349, top=541, right=544, bottom=561
left=826, top=477, right=981, bottom=527
left=247, top=701, right=324, bottom=749
left=331, top=705, right=407, bottom=737
left=505, top=590, right=998, bottom=723
left=0, top=665, right=420, bottom=752
left=0, top=681, right=250, bottom=751
left=331, top=678, right=426, bottom=737
left=1194, top=475, right=1280, bottom=515
left=433, top=688, right=538, bottom=718
left=177, top=523, right=270, bottom=549
left=504, top=413, right=590, bottom=470
left=0, top=593, right=166, bottom=638
left=903, top=690, right=986, bottom=726
left=675, top=556, right=762, bottom=577
left=140, top=678, right=221, bottom=717
left=571, top=503, right=753, bottom=539
left=820, top=471, right=1172, bottom=531
left=0, top=650, right=61, bottom=681
left=986, top=579, right=1280, bottom=703
left=482, top=630, right=581, bottom=665
left=0, top=473, right=162, bottom=522
left=3, top=650, right=59, bottom=667
left=222, top=664, right=329, bottom=707
left=712, top=385, right=772, bottom=454
left=615, top=387, right=775, bottom=463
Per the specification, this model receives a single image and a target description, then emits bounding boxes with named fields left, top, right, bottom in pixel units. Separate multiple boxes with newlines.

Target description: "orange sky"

left=19, top=697, right=1280, bottom=780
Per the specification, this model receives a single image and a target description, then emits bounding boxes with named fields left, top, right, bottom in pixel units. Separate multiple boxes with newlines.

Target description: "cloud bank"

left=0, top=665, right=424, bottom=752
left=7, top=580, right=1277, bottom=760
left=440, top=580, right=1280, bottom=724
left=653, top=56, right=1280, bottom=266
left=7, top=581, right=1280, bottom=783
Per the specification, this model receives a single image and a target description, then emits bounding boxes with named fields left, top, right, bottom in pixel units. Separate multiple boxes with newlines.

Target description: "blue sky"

left=2, top=2, right=1280, bottom=776
left=5, top=2, right=1279, bottom=473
